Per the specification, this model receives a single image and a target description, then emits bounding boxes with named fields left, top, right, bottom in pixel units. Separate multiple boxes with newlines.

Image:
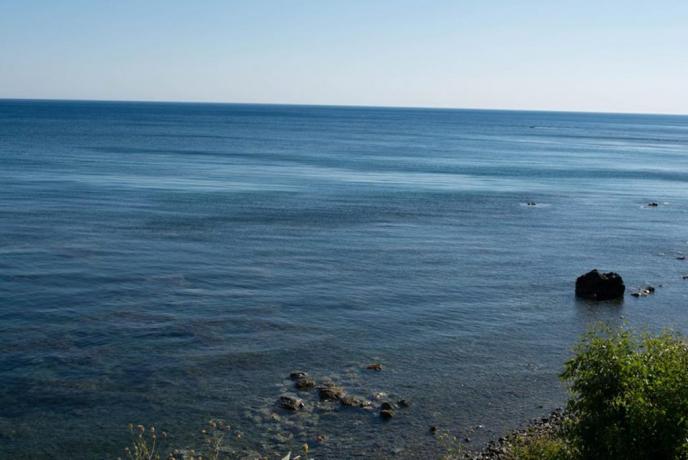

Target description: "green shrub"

left=561, top=326, right=688, bottom=460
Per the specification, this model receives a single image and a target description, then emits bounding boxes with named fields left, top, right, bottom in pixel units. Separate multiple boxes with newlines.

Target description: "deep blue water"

left=1, top=100, right=688, bottom=459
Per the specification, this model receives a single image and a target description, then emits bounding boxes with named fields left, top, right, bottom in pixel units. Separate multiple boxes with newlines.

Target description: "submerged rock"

left=398, top=399, right=411, bottom=408
left=279, top=395, right=304, bottom=411
left=526, top=201, right=537, bottom=206
left=289, top=371, right=308, bottom=380
left=171, top=449, right=200, bottom=460
left=318, top=384, right=345, bottom=401
left=647, top=202, right=659, bottom=207
left=380, top=408, right=395, bottom=419
left=380, top=402, right=396, bottom=410
left=631, top=286, right=655, bottom=297
left=575, top=269, right=625, bottom=300
left=340, top=395, right=371, bottom=408
left=366, top=363, right=383, bottom=371
left=294, top=376, right=316, bottom=390
left=380, top=401, right=396, bottom=418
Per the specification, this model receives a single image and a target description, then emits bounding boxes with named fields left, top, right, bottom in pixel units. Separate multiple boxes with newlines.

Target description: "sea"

left=1, top=100, right=687, bottom=459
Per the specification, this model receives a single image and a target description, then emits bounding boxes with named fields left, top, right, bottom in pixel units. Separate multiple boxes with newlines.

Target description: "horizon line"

left=1, top=97, right=686, bottom=118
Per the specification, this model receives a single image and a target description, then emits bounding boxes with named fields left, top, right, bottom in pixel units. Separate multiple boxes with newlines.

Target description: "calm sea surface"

left=1, top=100, right=688, bottom=459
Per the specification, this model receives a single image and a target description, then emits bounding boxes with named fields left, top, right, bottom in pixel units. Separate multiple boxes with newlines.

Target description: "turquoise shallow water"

left=1, top=100, right=688, bottom=458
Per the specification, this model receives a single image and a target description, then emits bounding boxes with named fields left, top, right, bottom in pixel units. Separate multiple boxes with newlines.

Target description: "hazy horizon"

left=3, top=97, right=688, bottom=117
left=2, top=1, right=687, bottom=115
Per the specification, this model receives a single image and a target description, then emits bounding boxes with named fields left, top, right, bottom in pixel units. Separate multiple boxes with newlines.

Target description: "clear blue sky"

left=1, top=0, right=686, bottom=114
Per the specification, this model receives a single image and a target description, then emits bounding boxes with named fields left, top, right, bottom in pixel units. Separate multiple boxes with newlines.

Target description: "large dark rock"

left=575, top=269, right=625, bottom=300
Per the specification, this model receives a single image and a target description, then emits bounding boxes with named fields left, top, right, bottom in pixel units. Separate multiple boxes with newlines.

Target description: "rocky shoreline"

left=270, top=367, right=569, bottom=459
left=470, top=409, right=566, bottom=459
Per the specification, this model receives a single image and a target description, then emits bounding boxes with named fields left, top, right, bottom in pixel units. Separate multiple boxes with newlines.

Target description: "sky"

left=1, top=0, right=687, bottom=114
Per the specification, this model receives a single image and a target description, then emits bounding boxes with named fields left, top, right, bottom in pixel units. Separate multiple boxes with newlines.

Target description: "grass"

left=509, top=434, right=573, bottom=460
left=119, top=421, right=309, bottom=460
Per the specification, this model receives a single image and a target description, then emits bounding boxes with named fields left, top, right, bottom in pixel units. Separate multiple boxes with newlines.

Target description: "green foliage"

left=561, top=326, right=688, bottom=460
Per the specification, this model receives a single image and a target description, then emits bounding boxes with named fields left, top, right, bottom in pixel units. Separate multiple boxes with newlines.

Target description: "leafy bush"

left=561, top=326, right=688, bottom=460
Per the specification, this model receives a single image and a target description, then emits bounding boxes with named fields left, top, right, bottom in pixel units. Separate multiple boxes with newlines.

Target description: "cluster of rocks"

left=574, top=268, right=682, bottom=301
left=575, top=263, right=688, bottom=302
left=526, top=200, right=662, bottom=209
left=278, top=367, right=409, bottom=421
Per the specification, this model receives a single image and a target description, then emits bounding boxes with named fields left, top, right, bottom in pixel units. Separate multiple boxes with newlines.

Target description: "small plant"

left=200, top=419, right=231, bottom=460
left=435, top=429, right=466, bottom=460
left=121, top=424, right=166, bottom=460
left=561, top=326, right=688, bottom=460
left=119, top=419, right=308, bottom=460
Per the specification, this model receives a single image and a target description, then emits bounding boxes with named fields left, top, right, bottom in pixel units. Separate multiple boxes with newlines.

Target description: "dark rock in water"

left=631, top=286, right=655, bottom=297
left=647, top=202, right=659, bottom=207
left=677, top=256, right=686, bottom=261
left=340, top=395, right=356, bottom=407
left=380, top=408, right=395, bottom=419
left=340, top=395, right=370, bottom=408
left=279, top=395, right=304, bottom=411
left=683, top=275, right=688, bottom=280
left=398, top=399, right=410, bottom=408
left=318, top=384, right=345, bottom=401
left=295, top=376, right=315, bottom=390
left=366, top=363, right=383, bottom=371
left=289, top=371, right=308, bottom=380
left=380, top=402, right=396, bottom=411
left=575, top=269, right=625, bottom=300
left=429, top=426, right=438, bottom=434
left=526, top=201, right=536, bottom=206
